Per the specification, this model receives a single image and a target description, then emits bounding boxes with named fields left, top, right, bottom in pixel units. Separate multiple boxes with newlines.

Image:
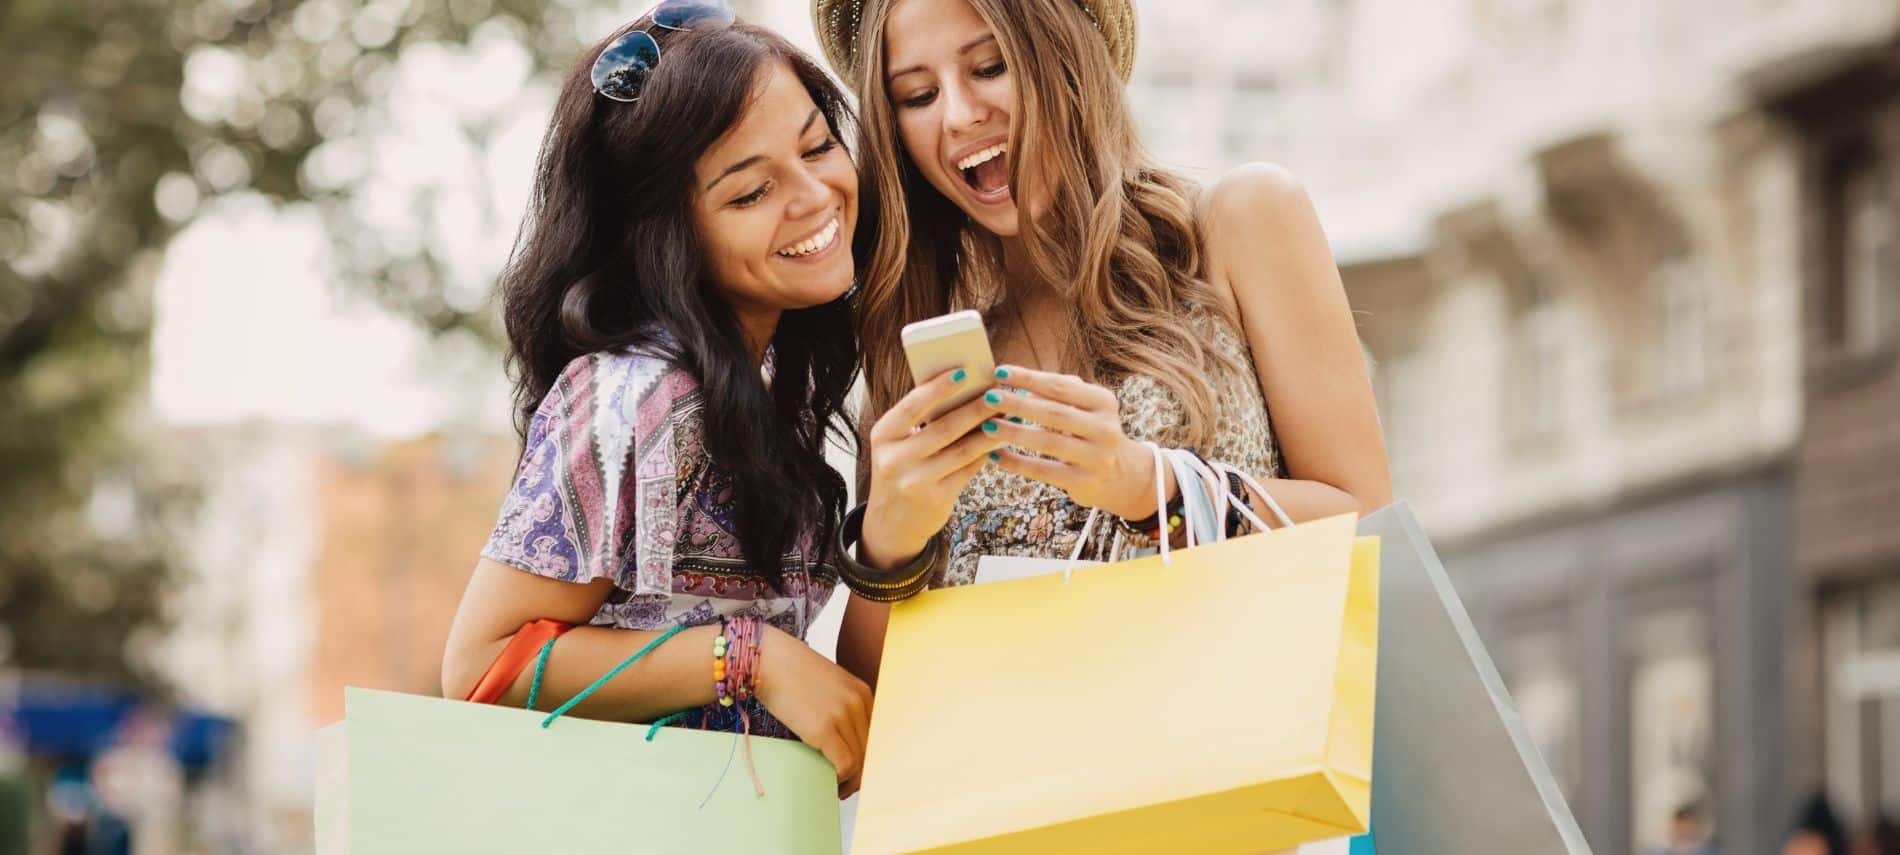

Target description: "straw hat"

left=810, top=0, right=1137, bottom=84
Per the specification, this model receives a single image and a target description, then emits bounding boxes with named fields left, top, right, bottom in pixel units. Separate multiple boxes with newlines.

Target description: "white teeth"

left=956, top=143, right=1008, bottom=171
left=777, top=218, right=839, bottom=258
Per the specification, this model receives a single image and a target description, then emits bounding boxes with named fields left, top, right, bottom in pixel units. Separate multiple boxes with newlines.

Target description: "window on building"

left=1511, top=277, right=1567, bottom=443
left=1822, top=579, right=1900, bottom=826
left=1626, top=608, right=1716, bottom=855
left=1820, top=143, right=1890, bottom=358
left=1657, top=258, right=1710, bottom=396
left=1500, top=628, right=1582, bottom=803
left=1374, top=343, right=1433, bottom=493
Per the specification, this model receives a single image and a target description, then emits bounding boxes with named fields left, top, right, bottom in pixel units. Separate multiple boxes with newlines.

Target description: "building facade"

left=1755, top=37, right=1900, bottom=835
left=1123, top=0, right=1900, bottom=852
left=159, top=425, right=518, bottom=853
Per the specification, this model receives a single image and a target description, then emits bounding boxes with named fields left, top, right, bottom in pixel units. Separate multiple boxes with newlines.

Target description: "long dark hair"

left=500, top=19, right=858, bottom=586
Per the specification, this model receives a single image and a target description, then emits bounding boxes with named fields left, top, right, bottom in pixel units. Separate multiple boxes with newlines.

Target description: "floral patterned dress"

left=937, top=306, right=1282, bottom=586
left=481, top=344, right=836, bottom=737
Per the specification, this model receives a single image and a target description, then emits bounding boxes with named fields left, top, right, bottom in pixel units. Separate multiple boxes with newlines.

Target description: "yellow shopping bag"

left=853, top=513, right=1378, bottom=855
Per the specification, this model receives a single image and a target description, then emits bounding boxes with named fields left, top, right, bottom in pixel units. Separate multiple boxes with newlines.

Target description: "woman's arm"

left=835, top=593, right=893, bottom=689
left=1201, top=162, right=1394, bottom=520
left=440, top=558, right=720, bottom=721
left=442, top=558, right=873, bottom=793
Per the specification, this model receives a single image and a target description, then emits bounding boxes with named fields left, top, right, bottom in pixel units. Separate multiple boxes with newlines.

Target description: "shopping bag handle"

left=1170, top=450, right=1293, bottom=533
left=518, top=624, right=761, bottom=800
left=1211, top=457, right=1294, bottom=531
left=534, top=623, right=690, bottom=730
left=1064, top=441, right=1174, bottom=581
left=465, top=618, right=573, bottom=706
left=469, top=619, right=690, bottom=735
left=1062, top=444, right=1296, bottom=583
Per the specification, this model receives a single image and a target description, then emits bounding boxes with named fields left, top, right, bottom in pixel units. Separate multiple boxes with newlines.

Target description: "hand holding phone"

left=901, top=310, right=997, bottom=422
left=855, top=311, right=1006, bottom=574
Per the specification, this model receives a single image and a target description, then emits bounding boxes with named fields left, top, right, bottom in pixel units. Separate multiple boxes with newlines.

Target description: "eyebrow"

left=886, top=34, right=997, bottom=82
left=703, top=108, right=824, bottom=193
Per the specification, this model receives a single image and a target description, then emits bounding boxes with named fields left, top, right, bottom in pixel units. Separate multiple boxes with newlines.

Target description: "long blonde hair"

left=852, top=0, right=1242, bottom=447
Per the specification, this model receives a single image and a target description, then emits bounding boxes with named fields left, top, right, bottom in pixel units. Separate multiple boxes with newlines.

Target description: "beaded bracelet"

left=1115, top=453, right=1188, bottom=540
left=714, top=616, right=763, bottom=709
left=709, top=615, right=769, bottom=799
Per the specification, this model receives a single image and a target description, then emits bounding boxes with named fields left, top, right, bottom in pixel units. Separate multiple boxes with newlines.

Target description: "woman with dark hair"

left=440, top=2, right=878, bottom=797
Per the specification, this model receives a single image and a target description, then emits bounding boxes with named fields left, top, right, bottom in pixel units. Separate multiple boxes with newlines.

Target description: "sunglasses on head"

left=591, top=0, right=737, bottom=103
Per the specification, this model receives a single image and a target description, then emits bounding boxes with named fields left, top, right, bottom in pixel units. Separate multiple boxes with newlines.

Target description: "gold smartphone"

left=901, top=309, right=997, bottom=422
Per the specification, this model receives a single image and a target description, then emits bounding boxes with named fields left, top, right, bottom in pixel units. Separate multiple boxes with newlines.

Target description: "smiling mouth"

left=776, top=217, right=840, bottom=258
left=957, top=143, right=1011, bottom=198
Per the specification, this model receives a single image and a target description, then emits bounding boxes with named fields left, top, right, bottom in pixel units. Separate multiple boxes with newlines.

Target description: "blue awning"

left=5, top=683, right=136, bottom=761
left=169, top=710, right=238, bottom=771
left=4, top=682, right=238, bottom=770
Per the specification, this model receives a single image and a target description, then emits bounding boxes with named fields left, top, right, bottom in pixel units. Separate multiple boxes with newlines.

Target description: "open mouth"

left=775, top=217, right=841, bottom=259
left=956, top=142, right=1011, bottom=201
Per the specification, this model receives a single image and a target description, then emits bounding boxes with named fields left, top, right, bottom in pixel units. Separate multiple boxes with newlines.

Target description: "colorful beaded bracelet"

left=1115, top=474, right=1187, bottom=540
left=714, top=615, right=762, bottom=709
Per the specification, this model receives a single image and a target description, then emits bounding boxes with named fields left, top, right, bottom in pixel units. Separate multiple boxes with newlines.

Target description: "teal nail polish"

left=995, top=367, right=1011, bottom=380
left=1009, top=415, right=1024, bottom=424
left=951, top=368, right=967, bottom=383
left=988, top=451, right=1001, bottom=462
left=1016, top=388, right=1030, bottom=396
left=981, top=420, right=1000, bottom=434
left=984, top=390, right=1003, bottom=406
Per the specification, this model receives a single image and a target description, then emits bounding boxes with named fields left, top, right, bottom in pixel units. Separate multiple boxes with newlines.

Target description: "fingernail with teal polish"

left=981, top=420, right=1000, bottom=434
left=952, top=368, right=967, bottom=383
left=983, top=390, right=1003, bottom=406
left=995, top=367, right=1011, bottom=380
left=988, top=451, right=1001, bottom=462
left=1009, top=415, right=1024, bottom=424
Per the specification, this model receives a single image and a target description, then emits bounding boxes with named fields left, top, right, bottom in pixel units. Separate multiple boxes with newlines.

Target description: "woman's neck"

left=997, top=233, right=1061, bottom=305
left=990, top=233, right=1074, bottom=371
left=736, top=308, right=780, bottom=366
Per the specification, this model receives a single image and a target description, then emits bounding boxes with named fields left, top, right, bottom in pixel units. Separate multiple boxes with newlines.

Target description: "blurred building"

left=1129, top=1, right=1899, bottom=853
left=1755, top=36, right=1900, bottom=839
left=159, top=424, right=518, bottom=852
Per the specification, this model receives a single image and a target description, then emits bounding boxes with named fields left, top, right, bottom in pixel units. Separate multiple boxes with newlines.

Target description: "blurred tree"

left=0, top=0, right=600, bottom=688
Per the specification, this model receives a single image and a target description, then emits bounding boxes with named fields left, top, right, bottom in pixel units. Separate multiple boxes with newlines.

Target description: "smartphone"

left=901, top=309, right=997, bottom=422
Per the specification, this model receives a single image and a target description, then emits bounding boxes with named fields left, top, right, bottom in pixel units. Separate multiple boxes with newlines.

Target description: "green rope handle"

left=537, top=623, right=690, bottom=729
left=646, top=710, right=691, bottom=741
left=524, top=637, right=557, bottom=711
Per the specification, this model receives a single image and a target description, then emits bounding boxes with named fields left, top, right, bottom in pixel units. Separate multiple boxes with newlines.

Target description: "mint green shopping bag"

left=315, top=688, right=841, bottom=854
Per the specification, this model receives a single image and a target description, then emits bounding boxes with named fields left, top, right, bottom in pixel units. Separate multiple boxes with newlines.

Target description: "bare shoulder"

left=1199, top=162, right=1315, bottom=241
left=1196, top=162, right=1329, bottom=307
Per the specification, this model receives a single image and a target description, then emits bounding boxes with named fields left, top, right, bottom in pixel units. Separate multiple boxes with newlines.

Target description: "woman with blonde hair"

left=818, top=0, right=1393, bottom=684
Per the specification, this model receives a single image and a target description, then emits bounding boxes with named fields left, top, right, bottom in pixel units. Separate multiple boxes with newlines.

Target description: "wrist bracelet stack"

left=835, top=504, right=943, bottom=602
left=1114, top=451, right=1188, bottom=540
left=1112, top=447, right=1257, bottom=541
left=714, top=615, right=762, bottom=708
left=1115, top=492, right=1186, bottom=541
left=708, top=614, right=767, bottom=797
left=1183, top=448, right=1255, bottom=538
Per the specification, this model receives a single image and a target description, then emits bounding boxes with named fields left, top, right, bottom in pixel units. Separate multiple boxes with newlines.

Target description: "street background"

left=3, top=0, right=1897, bottom=852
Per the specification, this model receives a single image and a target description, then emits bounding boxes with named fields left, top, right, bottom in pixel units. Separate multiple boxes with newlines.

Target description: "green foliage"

left=0, top=0, right=598, bottom=688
